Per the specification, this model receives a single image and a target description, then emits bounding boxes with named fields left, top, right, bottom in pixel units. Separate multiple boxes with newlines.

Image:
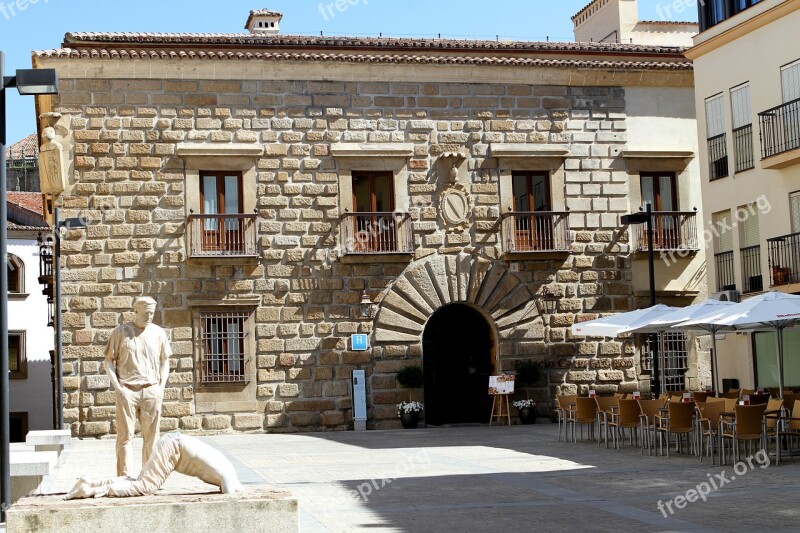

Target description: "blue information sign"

left=351, top=334, right=369, bottom=351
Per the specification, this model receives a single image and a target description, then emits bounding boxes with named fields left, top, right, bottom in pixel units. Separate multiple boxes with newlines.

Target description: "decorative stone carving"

left=439, top=151, right=465, bottom=183
left=38, top=127, right=67, bottom=195
left=374, top=252, right=540, bottom=343
left=438, top=183, right=473, bottom=232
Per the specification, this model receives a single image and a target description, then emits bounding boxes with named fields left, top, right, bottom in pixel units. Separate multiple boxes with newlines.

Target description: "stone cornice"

left=176, top=143, right=264, bottom=157
left=490, top=144, right=570, bottom=158
left=331, top=143, right=415, bottom=158
left=621, top=150, right=695, bottom=159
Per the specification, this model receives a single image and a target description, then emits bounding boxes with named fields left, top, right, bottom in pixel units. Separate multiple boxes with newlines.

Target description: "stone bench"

left=9, top=450, right=58, bottom=503
left=25, top=430, right=72, bottom=459
left=7, top=489, right=298, bottom=533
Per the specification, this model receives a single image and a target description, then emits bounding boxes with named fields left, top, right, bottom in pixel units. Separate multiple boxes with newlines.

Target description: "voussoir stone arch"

left=374, top=252, right=542, bottom=343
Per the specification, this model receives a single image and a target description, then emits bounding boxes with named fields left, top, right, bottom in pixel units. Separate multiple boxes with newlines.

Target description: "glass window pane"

left=8, top=336, right=19, bottom=373
left=641, top=176, right=654, bottom=207
left=224, top=176, right=239, bottom=231
left=373, top=175, right=392, bottom=212
left=512, top=175, right=529, bottom=211
left=731, top=84, right=751, bottom=129
left=203, top=176, right=219, bottom=231
left=224, top=176, right=239, bottom=214
left=227, top=318, right=241, bottom=373
left=659, top=176, right=675, bottom=211
left=7, top=264, right=19, bottom=293
left=532, top=175, right=549, bottom=211
left=353, top=176, right=371, bottom=212
left=755, top=329, right=800, bottom=388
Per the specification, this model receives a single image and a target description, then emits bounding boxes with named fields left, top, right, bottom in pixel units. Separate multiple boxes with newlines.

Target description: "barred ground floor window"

left=197, top=310, right=252, bottom=384
left=641, top=332, right=689, bottom=392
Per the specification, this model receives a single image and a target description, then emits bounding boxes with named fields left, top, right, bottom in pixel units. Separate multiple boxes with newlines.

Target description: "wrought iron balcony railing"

left=340, top=212, right=413, bottom=254
left=715, top=251, right=736, bottom=292
left=187, top=214, right=258, bottom=258
left=500, top=211, right=571, bottom=253
left=733, top=124, right=755, bottom=172
left=759, top=97, right=800, bottom=160
left=740, top=245, right=763, bottom=293
left=767, top=231, right=800, bottom=286
left=631, top=211, right=699, bottom=252
left=708, top=133, right=729, bottom=181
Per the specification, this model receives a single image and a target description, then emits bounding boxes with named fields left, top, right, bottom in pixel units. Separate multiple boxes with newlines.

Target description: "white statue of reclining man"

left=66, top=432, right=244, bottom=499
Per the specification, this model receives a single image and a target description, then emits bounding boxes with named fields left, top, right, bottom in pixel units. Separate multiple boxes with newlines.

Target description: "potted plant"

left=512, top=399, right=538, bottom=425
left=397, top=401, right=424, bottom=429
left=396, top=365, right=424, bottom=429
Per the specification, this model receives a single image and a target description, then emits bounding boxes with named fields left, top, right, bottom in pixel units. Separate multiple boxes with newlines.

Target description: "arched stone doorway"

left=422, top=304, right=496, bottom=425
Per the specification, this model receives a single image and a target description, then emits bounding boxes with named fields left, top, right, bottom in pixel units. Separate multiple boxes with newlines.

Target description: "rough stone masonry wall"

left=53, top=77, right=637, bottom=436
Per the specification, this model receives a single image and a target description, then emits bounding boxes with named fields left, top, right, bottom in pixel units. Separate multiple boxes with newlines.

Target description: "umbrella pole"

left=711, top=331, right=720, bottom=396
left=775, top=327, right=785, bottom=399
left=660, top=332, right=667, bottom=395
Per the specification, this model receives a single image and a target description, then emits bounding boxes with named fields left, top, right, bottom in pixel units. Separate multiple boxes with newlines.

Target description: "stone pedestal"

left=6, top=489, right=298, bottom=533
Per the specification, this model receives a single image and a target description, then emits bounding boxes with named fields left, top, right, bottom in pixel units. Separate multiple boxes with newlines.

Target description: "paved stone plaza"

left=24, top=423, right=800, bottom=532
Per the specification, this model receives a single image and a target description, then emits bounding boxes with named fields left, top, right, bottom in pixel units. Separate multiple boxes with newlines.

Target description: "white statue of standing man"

left=105, top=297, right=172, bottom=477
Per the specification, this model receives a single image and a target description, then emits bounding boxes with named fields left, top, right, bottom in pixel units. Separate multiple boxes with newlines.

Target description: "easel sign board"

left=488, top=375, right=515, bottom=395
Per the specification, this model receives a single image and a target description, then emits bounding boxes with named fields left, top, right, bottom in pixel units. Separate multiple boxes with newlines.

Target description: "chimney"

left=245, top=9, right=283, bottom=36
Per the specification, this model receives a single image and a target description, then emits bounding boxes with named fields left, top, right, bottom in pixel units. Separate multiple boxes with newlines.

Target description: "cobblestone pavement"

left=24, top=423, right=800, bottom=532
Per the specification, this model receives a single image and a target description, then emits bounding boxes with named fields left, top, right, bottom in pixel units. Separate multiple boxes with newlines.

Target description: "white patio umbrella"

left=677, top=291, right=800, bottom=398
left=620, top=299, right=738, bottom=394
left=572, top=305, right=678, bottom=394
left=571, top=305, right=677, bottom=337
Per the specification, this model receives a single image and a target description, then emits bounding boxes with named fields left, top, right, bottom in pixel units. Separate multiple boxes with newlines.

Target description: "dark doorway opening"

left=422, top=304, right=495, bottom=425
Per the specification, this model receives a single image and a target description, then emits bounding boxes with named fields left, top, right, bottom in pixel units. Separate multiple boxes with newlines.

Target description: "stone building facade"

left=31, top=11, right=707, bottom=436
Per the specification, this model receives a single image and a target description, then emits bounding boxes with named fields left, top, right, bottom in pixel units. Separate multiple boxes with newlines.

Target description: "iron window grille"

left=642, top=332, right=689, bottom=392
left=199, top=311, right=249, bottom=383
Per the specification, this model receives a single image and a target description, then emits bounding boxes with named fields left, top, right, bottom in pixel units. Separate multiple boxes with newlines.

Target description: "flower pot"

left=518, top=407, right=537, bottom=425
left=400, top=411, right=420, bottom=429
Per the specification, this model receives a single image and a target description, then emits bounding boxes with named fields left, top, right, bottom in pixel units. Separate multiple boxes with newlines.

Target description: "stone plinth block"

left=7, top=489, right=298, bottom=533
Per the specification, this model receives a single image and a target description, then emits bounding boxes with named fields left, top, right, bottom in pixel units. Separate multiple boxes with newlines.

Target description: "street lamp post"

left=621, top=203, right=660, bottom=397
left=1, top=51, right=58, bottom=521
left=53, top=211, right=87, bottom=430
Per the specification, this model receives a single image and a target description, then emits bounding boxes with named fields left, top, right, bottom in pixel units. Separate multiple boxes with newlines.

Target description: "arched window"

left=7, top=254, right=24, bottom=294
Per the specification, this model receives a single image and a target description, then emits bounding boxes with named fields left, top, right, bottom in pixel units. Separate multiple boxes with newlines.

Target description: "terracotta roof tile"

left=637, top=20, right=698, bottom=26
left=7, top=192, right=45, bottom=216
left=5, top=133, right=38, bottom=160
left=57, top=31, right=688, bottom=55
left=32, top=47, right=692, bottom=70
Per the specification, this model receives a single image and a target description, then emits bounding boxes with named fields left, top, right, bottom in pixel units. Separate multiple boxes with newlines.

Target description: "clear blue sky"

left=1, top=0, right=696, bottom=145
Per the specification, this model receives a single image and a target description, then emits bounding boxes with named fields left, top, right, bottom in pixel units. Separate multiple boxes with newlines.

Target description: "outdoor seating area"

left=556, top=386, right=800, bottom=466
left=564, top=291, right=800, bottom=465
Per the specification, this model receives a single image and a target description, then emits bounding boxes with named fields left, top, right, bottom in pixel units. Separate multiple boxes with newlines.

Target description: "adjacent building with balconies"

left=29, top=7, right=706, bottom=435
left=687, top=0, right=800, bottom=390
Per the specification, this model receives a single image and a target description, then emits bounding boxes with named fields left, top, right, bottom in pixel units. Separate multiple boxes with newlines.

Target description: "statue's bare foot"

left=66, top=478, right=95, bottom=500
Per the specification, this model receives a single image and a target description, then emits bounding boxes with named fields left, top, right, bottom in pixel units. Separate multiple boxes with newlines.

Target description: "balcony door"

left=512, top=172, right=552, bottom=251
left=200, top=172, right=243, bottom=252
left=641, top=173, right=678, bottom=249
left=352, top=173, right=395, bottom=252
